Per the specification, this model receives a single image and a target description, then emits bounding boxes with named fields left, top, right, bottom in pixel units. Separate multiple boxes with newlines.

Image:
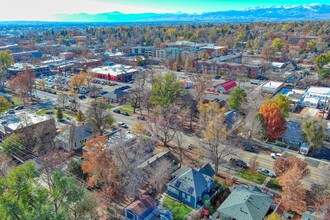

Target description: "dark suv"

left=230, top=158, right=248, bottom=169
left=243, top=144, right=260, bottom=153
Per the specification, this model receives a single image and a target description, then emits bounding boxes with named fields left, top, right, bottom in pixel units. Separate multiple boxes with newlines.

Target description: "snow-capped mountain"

left=56, top=4, right=330, bottom=22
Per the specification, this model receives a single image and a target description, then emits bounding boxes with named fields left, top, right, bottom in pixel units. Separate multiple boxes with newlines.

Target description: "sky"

left=0, top=0, right=328, bottom=21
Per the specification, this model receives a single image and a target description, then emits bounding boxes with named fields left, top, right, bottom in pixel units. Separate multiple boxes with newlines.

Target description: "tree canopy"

left=302, top=117, right=326, bottom=148
left=272, top=94, right=291, bottom=118
left=228, top=86, right=247, bottom=112
left=259, top=101, right=286, bottom=140
left=150, top=72, right=183, bottom=108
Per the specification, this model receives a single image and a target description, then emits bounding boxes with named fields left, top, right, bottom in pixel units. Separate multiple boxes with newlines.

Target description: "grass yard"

left=36, top=108, right=52, bottom=115
left=266, top=179, right=282, bottom=192
left=237, top=169, right=267, bottom=185
left=11, top=97, right=23, bottom=105
left=63, top=110, right=76, bottom=118
left=102, top=103, right=115, bottom=109
left=163, top=197, right=192, bottom=220
left=118, top=105, right=135, bottom=115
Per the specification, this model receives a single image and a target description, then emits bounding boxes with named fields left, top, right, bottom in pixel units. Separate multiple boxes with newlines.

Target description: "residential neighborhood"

left=0, top=3, right=330, bottom=220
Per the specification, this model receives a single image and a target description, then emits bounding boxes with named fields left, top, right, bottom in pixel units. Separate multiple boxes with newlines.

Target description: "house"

left=279, top=121, right=304, bottom=147
left=166, top=163, right=215, bottom=208
left=301, top=210, right=322, bottom=220
left=214, top=80, right=237, bottom=94
left=124, top=195, right=157, bottom=220
left=0, top=112, right=56, bottom=151
left=212, top=185, right=274, bottom=220
left=225, top=110, right=243, bottom=130
left=303, top=86, right=330, bottom=109
left=261, top=81, right=285, bottom=94
left=55, top=125, right=93, bottom=151
left=102, top=89, right=128, bottom=102
left=138, top=151, right=179, bottom=171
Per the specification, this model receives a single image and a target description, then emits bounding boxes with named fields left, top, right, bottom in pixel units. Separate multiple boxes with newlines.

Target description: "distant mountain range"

left=56, top=4, right=330, bottom=23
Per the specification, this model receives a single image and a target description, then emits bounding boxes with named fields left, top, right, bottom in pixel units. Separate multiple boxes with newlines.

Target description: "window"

left=168, top=186, right=179, bottom=195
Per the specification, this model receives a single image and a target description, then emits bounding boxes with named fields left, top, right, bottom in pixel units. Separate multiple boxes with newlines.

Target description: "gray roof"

left=301, top=211, right=322, bottom=220
left=56, top=125, right=93, bottom=145
left=218, top=185, right=274, bottom=220
left=168, top=165, right=214, bottom=197
left=102, top=89, right=128, bottom=100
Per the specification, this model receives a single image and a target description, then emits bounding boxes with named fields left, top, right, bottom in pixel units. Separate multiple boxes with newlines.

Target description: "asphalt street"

left=34, top=89, right=327, bottom=189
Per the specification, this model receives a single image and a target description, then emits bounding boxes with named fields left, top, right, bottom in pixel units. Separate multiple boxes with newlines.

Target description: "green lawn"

left=63, top=110, right=76, bottom=118
left=163, top=197, right=192, bottom=220
left=237, top=169, right=267, bottom=185
left=118, top=105, right=135, bottom=115
left=266, top=179, right=282, bottom=192
left=36, top=109, right=52, bottom=115
left=102, top=103, right=115, bottom=109
left=11, top=97, right=23, bottom=105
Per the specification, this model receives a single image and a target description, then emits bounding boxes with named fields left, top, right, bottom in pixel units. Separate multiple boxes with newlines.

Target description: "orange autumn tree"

left=259, top=101, right=286, bottom=140
left=278, top=164, right=308, bottom=214
left=82, top=136, right=118, bottom=197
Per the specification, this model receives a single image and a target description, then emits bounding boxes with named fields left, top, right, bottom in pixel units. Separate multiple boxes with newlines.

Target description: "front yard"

left=237, top=169, right=267, bottom=185
left=117, top=105, right=135, bottom=115
left=163, top=197, right=192, bottom=220
left=266, top=179, right=282, bottom=192
left=11, top=97, right=23, bottom=105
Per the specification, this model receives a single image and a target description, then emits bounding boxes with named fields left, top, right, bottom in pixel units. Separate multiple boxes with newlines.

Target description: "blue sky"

left=0, top=0, right=328, bottom=21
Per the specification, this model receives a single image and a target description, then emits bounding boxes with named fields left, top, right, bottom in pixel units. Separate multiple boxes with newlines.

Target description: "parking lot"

left=36, top=73, right=135, bottom=100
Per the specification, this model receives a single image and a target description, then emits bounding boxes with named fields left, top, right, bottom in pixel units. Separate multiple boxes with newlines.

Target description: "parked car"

left=271, top=153, right=282, bottom=159
left=113, top=109, right=121, bottom=114
left=46, top=110, right=53, bottom=114
left=214, top=75, right=221, bottom=79
left=14, top=106, right=24, bottom=110
left=121, top=112, right=130, bottom=116
left=7, top=110, right=15, bottom=114
left=117, top=122, right=128, bottom=128
left=258, top=168, right=276, bottom=178
left=137, top=116, right=145, bottom=120
left=229, top=158, right=248, bottom=169
left=78, top=95, right=86, bottom=100
left=243, top=144, right=260, bottom=153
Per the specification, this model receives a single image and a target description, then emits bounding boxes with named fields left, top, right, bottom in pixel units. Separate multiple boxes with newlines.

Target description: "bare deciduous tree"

left=86, top=102, right=115, bottom=135
left=146, top=159, right=174, bottom=192
left=57, top=93, right=69, bottom=108
left=147, top=104, right=181, bottom=147
left=191, top=72, right=212, bottom=103
left=174, top=131, right=185, bottom=167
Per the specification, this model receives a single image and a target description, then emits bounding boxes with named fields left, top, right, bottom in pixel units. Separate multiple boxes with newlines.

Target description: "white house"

left=261, top=81, right=284, bottom=94
left=303, top=86, right=330, bottom=108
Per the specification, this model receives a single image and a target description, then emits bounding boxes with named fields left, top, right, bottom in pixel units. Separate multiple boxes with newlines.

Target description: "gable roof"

left=168, top=165, right=213, bottom=197
left=199, top=163, right=215, bottom=177
left=220, top=80, right=237, bottom=91
left=56, top=125, right=93, bottom=145
left=218, top=185, right=274, bottom=220
left=102, top=89, right=128, bottom=100
left=125, top=195, right=155, bottom=217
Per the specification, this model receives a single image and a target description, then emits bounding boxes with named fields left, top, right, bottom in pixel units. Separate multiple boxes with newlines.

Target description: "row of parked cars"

left=118, top=85, right=131, bottom=90
left=229, top=143, right=284, bottom=178
left=93, top=79, right=118, bottom=86
left=113, top=109, right=130, bottom=116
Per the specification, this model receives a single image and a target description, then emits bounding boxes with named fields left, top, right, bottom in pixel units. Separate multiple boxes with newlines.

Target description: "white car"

left=117, top=122, right=128, bottom=128
left=271, top=153, right=282, bottom=159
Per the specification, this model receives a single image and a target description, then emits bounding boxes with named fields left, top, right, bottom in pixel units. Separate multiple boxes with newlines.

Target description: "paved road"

left=34, top=90, right=326, bottom=188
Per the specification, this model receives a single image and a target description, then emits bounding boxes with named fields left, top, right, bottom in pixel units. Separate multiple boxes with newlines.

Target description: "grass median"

left=237, top=169, right=267, bottom=185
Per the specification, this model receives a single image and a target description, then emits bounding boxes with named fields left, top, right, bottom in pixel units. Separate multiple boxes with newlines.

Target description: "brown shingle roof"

left=126, top=195, right=155, bottom=217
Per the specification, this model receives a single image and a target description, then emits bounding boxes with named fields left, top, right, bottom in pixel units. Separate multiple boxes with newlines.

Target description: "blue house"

left=166, top=163, right=215, bottom=208
left=124, top=195, right=156, bottom=220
